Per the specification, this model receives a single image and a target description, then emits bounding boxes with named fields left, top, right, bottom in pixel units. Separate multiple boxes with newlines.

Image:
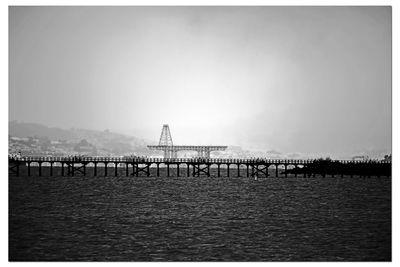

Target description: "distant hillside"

left=8, top=121, right=152, bottom=156
left=9, top=121, right=76, bottom=140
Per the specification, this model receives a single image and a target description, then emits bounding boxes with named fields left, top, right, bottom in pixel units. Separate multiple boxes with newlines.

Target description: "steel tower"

left=159, top=124, right=174, bottom=146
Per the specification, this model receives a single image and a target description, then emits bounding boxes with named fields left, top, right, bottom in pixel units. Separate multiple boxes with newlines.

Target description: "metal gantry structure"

left=148, top=124, right=227, bottom=158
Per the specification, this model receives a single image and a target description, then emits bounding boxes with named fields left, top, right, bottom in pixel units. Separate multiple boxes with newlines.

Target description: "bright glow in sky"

left=9, top=6, right=391, bottom=157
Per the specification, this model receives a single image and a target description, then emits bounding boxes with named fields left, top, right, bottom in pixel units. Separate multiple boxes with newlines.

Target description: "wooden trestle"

left=8, top=156, right=391, bottom=178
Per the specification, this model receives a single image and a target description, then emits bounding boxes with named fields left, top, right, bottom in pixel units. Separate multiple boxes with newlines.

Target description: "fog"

left=9, top=6, right=391, bottom=157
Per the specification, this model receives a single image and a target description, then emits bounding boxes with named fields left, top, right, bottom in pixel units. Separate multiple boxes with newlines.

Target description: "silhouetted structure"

left=8, top=156, right=391, bottom=178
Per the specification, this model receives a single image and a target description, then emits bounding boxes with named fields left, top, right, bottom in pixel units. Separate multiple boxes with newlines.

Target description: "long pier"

left=8, top=156, right=391, bottom=178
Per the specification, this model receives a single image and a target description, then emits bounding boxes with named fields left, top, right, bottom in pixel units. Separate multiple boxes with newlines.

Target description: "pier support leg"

left=177, top=164, right=180, bottom=177
left=94, top=163, right=97, bottom=176
left=61, top=163, right=64, bottom=176
left=10, top=163, right=20, bottom=176
left=227, top=164, right=230, bottom=177
left=167, top=164, right=170, bottom=177
left=284, top=165, right=287, bottom=178
left=157, top=163, right=160, bottom=177
left=105, top=163, right=108, bottom=176
left=38, top=163, right=42, bottom=176
left=187, top=164, right=190, bottom=177
left=276, top=166, right=279, bottom=177
left=247, top=165, right=249, bottom=177
left=217, top=164, right=220, bottom=177
left=237, top=164, right=240, bottom=177
left=50, top=163, right=53, bottom=176
left=115, top=163, right=118, bottom=177
left=133, top=164, right=137, bottom=177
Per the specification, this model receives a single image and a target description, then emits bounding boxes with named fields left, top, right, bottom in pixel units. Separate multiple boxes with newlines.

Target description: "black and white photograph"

left=7, top=3, right=394, bottom=262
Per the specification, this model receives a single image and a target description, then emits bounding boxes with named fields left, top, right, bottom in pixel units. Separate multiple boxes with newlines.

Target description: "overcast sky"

left=9, top=6, right=391, bottom=157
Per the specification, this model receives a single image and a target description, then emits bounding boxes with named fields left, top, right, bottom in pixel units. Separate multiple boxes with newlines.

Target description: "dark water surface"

left=9, top=176, right=391, bottom=261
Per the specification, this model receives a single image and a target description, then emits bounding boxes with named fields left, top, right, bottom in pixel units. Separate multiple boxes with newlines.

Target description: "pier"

left=8, top=156, right=391, bottom=178
left=8, top=125, right=391, bottom=178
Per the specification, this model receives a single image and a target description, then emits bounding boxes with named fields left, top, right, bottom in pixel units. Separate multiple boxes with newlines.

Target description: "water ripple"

left=9, top=176, right=391, bottom=261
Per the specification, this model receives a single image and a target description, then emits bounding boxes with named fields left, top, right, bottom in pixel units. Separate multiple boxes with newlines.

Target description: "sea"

left=9, top=172, right=391, bottom=261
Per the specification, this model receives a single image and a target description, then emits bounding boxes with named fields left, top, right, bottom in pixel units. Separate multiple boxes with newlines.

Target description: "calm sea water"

left=9, top=175, right=391, bottom=261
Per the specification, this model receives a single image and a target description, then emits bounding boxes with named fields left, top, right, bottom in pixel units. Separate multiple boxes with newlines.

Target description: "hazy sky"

left=9, top=6, right=391, bottom=157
